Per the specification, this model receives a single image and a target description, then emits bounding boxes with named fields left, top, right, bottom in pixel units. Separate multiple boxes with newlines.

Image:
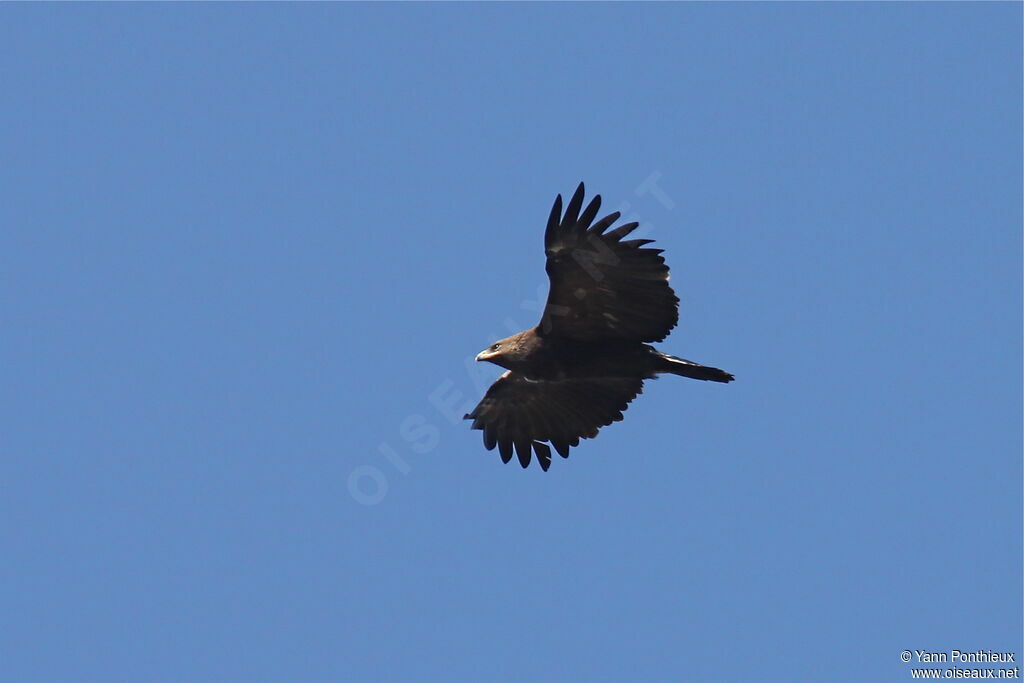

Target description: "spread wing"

left=539, top=183, right=679, bottom=343
left=463, top=371, right=644, bottom=471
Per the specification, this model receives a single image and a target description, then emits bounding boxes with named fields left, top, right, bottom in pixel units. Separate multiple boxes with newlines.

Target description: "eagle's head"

left=475, top=330, right=537, bottom=371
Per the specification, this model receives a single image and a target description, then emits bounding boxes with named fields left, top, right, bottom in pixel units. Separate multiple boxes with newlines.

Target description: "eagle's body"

left=478, top=330, right=654, bottom=380
left=465, top=183, right=733, bottom=470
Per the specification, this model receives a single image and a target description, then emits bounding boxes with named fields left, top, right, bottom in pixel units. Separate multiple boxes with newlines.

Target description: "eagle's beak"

left=476, top=346, right=499, bottom=362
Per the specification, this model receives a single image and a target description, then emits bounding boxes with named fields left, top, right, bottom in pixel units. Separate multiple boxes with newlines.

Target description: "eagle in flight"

left=465, top=183, right=733, bottom=471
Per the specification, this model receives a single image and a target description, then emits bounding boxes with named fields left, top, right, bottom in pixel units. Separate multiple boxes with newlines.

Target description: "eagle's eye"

left=491, top=344, right=500, bottom=351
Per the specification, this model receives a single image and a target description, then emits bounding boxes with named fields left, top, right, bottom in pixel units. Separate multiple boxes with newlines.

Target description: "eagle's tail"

left=657, top=354, right=734, bottom=383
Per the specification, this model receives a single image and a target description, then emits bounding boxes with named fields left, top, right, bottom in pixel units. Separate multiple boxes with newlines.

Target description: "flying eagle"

left=465, top=183, right=733, bottom=470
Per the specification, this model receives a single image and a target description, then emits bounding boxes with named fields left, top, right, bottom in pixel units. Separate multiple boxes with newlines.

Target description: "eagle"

left=465, top=183, right=733, bottom=471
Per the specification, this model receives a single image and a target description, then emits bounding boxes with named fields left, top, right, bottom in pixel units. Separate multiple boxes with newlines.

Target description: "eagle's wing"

left=464, top=371, right=644, bottom=471
left=539, top=182, right=679, bottom=343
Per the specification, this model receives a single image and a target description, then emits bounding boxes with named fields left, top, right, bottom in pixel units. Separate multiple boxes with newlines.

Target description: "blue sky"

left=1, top=4, right=1020, bottom=682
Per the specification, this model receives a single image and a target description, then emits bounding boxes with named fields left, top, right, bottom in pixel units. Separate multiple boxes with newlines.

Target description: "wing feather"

left=578, top=194, right=602, bottom=233
left=605, top=221, right=639, bottom=240
left=588, top=211, right=620, bottom=236
left=533, top=442, right=553, bottom=471
left=498, top=438, right=513, bottom=464
left=544, top=194, right=562, bottom=246
left=562, top=183, right=585, bottom=229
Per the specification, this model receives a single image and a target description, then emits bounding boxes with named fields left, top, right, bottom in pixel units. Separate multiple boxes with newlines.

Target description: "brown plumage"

left=465, top=183, right=733, bottom=471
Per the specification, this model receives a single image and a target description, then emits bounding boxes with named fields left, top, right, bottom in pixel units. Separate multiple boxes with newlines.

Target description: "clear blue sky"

left=2, top=4, right=1020, bottom=682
